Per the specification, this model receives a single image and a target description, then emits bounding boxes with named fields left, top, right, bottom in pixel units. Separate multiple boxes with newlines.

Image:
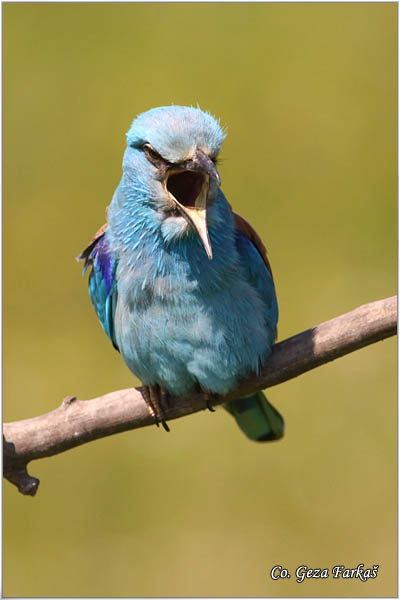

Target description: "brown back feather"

left=233, top=212, right=277, bottom=339
left=233, top=212, right=274, bottom=281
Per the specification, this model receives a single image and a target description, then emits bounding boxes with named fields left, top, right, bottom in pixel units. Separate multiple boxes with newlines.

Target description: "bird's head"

left=122, top=106, right=226, bottom=259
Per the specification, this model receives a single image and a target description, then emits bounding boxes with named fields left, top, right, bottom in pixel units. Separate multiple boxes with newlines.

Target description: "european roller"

left=79, top=105, right=284, bottom=442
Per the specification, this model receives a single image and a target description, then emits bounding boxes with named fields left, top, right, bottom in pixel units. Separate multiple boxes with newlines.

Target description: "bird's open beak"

left=165, top=148, right=220, bottom=260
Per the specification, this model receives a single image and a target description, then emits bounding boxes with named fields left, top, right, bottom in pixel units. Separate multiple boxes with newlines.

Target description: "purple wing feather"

left=78, top=224, right=119, bottom=350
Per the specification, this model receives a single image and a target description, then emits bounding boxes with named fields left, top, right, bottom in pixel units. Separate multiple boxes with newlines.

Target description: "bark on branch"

left=3, top=296, right=397, bottom=497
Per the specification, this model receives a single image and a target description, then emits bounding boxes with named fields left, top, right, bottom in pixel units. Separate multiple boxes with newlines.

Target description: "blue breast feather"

left=82, top=225, right=278, bottom=393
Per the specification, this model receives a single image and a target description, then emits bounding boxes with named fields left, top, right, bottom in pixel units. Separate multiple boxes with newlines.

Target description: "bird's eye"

left=143, top=144, right=162, bottom=163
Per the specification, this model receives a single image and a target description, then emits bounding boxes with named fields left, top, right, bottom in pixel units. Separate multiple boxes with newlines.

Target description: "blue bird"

left=79, top=105, right=284, bottom=442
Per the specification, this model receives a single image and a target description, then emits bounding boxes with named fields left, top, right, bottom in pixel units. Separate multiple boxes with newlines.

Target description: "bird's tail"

left=224, top=392, right=284, bottom=442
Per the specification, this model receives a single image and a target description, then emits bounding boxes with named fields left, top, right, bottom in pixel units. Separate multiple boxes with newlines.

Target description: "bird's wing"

left=233, top=212, right=278, bottom=341
left=78, top=224, right=119, bottom=351
left=233, top=212, right=274, bottom=279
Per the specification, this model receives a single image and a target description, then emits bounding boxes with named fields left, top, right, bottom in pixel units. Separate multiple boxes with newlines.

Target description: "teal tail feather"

left=224, top=392, right=284, bottom=442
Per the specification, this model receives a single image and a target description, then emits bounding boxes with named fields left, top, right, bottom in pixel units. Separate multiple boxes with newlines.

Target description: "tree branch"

left=4, top=296, right=396, bottom=496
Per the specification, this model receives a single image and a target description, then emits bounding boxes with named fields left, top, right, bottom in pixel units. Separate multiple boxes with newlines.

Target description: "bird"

left=79, top=105, right=284, bottom=442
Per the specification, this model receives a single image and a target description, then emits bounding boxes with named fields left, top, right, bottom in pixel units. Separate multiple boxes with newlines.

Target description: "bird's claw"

left=160, top=419, right=170, bottom=432
left=142, top=385, right=171, bottom=432
left=204, top=393, right=216, bottom=412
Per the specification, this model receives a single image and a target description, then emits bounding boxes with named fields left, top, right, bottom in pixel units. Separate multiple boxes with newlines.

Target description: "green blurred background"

left=4, top=3, right=397, bottom=597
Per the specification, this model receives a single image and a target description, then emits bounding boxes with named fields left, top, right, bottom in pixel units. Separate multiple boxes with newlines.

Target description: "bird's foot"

left=142, top=385, right=170, bottom=432
left=203, top=392, right=216, bottom=412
